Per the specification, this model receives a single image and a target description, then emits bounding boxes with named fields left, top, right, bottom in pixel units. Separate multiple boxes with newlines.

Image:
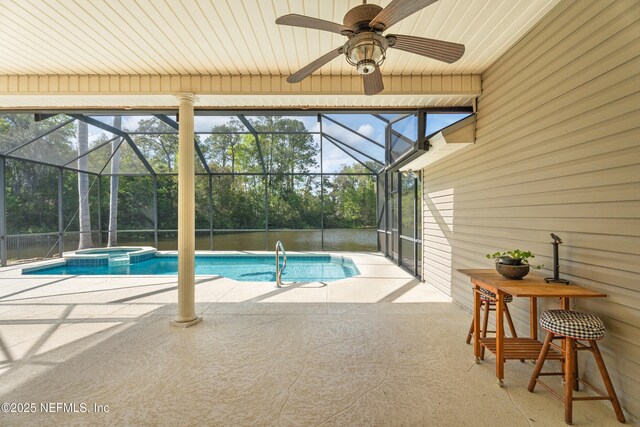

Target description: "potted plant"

left=486, top=249, right=542, bottom=280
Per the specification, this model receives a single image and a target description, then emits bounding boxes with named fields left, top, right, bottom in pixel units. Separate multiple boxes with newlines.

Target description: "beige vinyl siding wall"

left=421, top=0, right=640, bottom=419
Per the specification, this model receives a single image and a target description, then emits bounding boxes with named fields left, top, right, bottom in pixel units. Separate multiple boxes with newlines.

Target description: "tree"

left=323, top=163, right=376, bottom=229
left=77, top=121, right=93, bottom=249
left=4, top=160, right=58, bottom=234
left=1, top=113, right=380, bottom=254
left=131, top=118, right=178, bottom=173
left=204, top=119, right=244, bottom=174
left=0, top=114, right=75, bottom=235
left=107, top=116, right=122, bottom=247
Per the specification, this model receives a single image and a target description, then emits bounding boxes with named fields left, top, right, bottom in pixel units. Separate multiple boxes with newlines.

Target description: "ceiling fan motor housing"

left=343, top=4, right=384, bottom=32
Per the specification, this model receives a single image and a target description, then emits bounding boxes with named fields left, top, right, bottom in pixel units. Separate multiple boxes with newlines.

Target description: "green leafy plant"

left=486, top=249, right=542, bottom=269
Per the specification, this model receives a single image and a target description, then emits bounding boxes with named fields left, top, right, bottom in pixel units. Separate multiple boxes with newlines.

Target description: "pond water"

left=6, top=229, right=377, bottom=263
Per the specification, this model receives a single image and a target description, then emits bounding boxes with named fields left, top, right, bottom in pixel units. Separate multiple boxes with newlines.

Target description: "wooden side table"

left=458, top=269, right=606, bottom=386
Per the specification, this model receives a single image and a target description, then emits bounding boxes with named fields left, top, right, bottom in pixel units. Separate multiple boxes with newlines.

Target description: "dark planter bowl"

left=496, top=262, right=530, bottom=280
left=497, top=256, right=520, bottom=265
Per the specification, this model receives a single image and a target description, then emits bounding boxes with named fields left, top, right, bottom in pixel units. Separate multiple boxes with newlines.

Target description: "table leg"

left=473, top=285, right=481, bottom=362
left=530, top=297, right=538, bottom=340
left=496, top=290, right=505, bottom=386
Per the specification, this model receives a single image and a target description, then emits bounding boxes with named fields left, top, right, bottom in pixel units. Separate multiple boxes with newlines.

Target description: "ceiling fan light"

left=356, top=60, right=376, bottom=75
left=344, top=32, right=388, bottom=74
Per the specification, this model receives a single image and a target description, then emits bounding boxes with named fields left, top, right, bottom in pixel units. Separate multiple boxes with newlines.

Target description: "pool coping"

left=20, top=259, right=68, bottom=274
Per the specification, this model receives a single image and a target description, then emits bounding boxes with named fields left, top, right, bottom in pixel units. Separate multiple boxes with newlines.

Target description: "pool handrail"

left=275, top=240, right=287, bottom=288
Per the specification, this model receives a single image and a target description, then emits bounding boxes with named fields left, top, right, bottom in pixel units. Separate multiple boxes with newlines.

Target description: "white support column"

left=171, top=93, right=202, bottom=328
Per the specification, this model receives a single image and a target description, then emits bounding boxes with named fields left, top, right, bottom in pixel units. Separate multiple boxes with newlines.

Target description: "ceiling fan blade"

left=287, top=47, right=343, bottom=83
left=363, top=67, right=384, bottom=96
left=369, top=0, right=439, bottom=31
left=276, top=14, right=351, bottom=35
left=388, top=34, right=465, bottom=63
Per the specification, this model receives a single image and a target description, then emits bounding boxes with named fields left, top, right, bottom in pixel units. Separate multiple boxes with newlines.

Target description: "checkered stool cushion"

left=476, top=287, right=513, bottom=303
left=540, top=310, right=605, bottom=340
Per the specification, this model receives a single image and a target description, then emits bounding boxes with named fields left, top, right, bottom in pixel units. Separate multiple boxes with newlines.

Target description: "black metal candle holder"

left=545, top=233, right=569, bottom=284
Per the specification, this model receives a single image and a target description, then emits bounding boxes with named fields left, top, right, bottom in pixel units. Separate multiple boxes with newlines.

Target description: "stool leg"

left=565, top=338, right=575, bottom=425
left=573, top=345, right=580, bottom=391
left=590, top=340, right=626, bottom=423
left=528, top=331, right=554, bottom=392
left=480, top=300, right=490, bottom=360
left=466, top=316, right=474, bottom=344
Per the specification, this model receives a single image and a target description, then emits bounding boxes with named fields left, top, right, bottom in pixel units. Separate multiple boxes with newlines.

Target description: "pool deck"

left=0, top=252, right=628, bottom=426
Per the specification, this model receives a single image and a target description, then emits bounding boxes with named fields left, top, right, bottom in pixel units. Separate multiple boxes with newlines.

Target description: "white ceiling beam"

left=0, top=74, right=481, bottom=97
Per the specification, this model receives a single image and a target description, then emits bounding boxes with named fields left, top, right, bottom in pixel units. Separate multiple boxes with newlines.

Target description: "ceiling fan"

left=276, top=0, right=465, bottom=95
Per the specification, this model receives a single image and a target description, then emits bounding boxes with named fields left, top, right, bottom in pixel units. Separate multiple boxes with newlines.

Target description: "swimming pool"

left=23, top=254, right=360, bottom=282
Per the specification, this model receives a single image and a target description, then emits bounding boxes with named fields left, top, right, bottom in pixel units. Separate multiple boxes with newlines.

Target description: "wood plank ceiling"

left=0, top=0, right=561, bottom=108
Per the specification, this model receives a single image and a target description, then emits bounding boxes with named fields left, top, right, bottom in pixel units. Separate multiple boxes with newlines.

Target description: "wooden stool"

left=466, top=287, right=518, bottom=360
left=528, top=310, right=626, bottom=424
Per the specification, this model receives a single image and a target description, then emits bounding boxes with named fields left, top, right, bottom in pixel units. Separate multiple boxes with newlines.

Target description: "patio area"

left=0, top=253, right=626, bottom=426
left=0, top=0, right=638, bottom=425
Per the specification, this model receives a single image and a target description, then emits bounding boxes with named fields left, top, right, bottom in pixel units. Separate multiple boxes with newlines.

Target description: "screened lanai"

left=0, top=0, right=638, bottom=424
left=0, top=109, right=470, bottom=277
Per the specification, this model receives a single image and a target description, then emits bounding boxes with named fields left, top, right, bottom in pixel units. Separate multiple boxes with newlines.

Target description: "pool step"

left=108, top=255, right=130, bottom=266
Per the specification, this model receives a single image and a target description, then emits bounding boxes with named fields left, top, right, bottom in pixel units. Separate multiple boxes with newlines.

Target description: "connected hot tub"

left=61, top=246, right=157, bottom=267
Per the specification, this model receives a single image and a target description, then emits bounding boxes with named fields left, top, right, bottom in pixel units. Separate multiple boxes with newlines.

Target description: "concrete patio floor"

left=0, top=252, right=630, bottom=426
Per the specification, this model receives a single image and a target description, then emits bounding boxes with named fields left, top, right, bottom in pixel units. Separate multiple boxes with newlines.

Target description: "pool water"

left=24, top=255, right=360, bottom=282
